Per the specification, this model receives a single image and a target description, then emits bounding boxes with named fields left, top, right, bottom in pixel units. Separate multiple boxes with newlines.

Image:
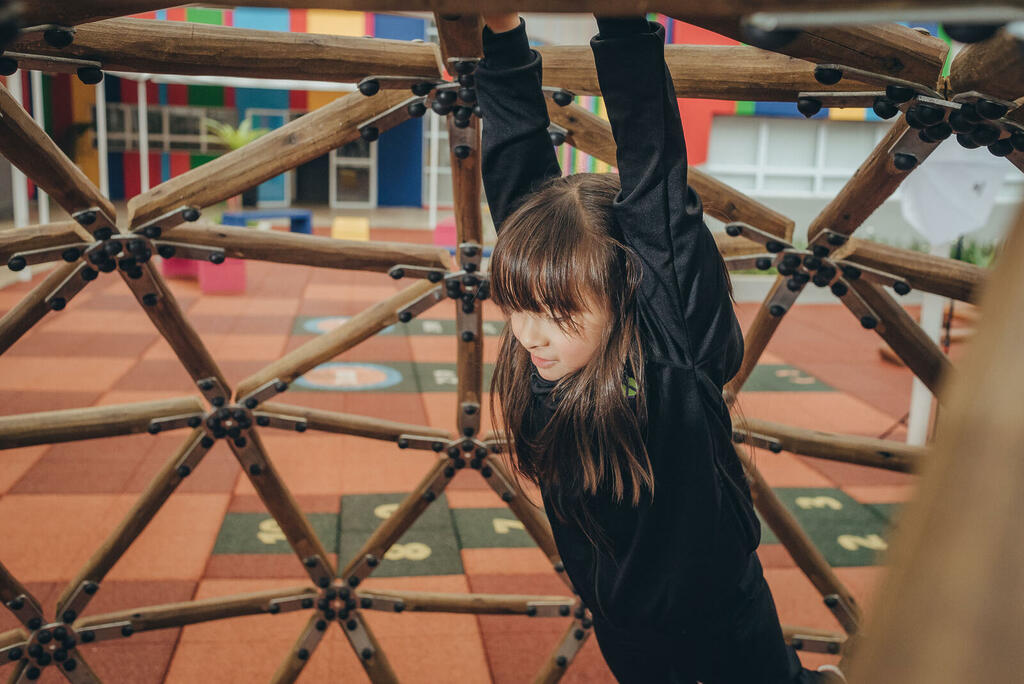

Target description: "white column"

left=427, top=111, right=440, bottom=230
left=7, top=73, right=29, bottom=229
left=95, top=81, right=109, bottom=197
left=906, top=241, right=951, bottom=445
left=137, top=77, right=150, bottom=192
left=30, top=70, right=50, bottom=224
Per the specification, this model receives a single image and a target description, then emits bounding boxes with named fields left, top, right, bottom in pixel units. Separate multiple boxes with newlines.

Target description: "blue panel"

left=107, top=152, right=125, bottom=201
left=161, top=153, right=170, bottom=182
left=373, top=14, right=425, bottom=40
left=155, top=10, right=167, bottom=20
left=104, top=75, right=120, bottom=103
left=378, top=118, right=422, bottom=206
left=754, top=101, right=828, bottom=119
left=233, top=88, right=290, bottom=120
left=231, top=7, right=290, bottom=31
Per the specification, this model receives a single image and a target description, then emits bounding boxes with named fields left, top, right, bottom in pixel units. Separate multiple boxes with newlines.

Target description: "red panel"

left=290, top=9, right=307, bottom=33
left=120, top=77, right=137, bottom=104
left=170, top=152, right=191, bottom=178
left=223, top=9, right=234, bottom=26
left=364, top=12, right=374, bottom=36
left=671, top=20, right=738, bottom=165
left=223, top=87, right=235, bottom=108
left=165, top=84, right=188, bottom=106
left=131, top=11, right=158, bottom=19
left=289, top=90, right=307, bottom=110
left=166, top=8, right=186, bottom=21
left=148, top=152, right=163, bottom=187
left=51, top=74, right=73, bottom=145
left=122, top=151, right=141, bottom=198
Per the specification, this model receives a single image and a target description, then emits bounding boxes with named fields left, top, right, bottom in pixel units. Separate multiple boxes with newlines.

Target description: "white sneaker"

left=816, top=664, right=847, bottom=683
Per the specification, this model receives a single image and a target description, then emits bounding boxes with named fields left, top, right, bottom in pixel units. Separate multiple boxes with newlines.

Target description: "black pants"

left=591, top=553, right=828, bottom=684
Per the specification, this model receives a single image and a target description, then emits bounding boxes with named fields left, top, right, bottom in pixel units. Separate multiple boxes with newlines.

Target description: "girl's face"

left=506, top=299, right=610, bottom=381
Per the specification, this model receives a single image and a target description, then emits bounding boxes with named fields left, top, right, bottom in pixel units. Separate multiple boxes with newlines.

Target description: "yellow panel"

left=306, top=10, right=365, bottom=37
left=307, top=90, right=343, bottom=111
left=69, top=77, right=100, bottom=184
left=828, top=107, right=867, bottom=122
left=331, top=216, right=370, bottom=241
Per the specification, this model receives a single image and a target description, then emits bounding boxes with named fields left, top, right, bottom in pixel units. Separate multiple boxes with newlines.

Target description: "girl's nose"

left=517, top=315, right=545, bottom=349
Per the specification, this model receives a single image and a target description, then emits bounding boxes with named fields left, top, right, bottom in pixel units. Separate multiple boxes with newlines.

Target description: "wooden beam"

left=127, top=89, right=409, bottom=230
left=734, top=443, right=862, bottom=633
left=846, top=277, right=953, bottom=397
left=0, top=84, right=115, bottom=221
left=57, top=429, right=210, bottom=617
left=354, top=589, right=573, bottom=614
left=0, top=561, right=43, bottom=618
left=0, top=261, right=81, bottom=355
left=845, top=202, right=1024, bottom=684
left=546, top=100, right=795, bottom=238
left=724, top=275, right=787, bottom=403
left=433, top=13, right=482, bottom=67
left=0, top=221, right=88, bottom=264
left=735, top=416, right=923, bottom=472
left=0, top=628, right=27, bottom=651
left=832, top=237, right=988, bottom=304
left=73, top=586, right=318, bottom=633
left=0, top=397, right=205, bottom=449
left=235, top=279, right=438, bottom=400
left=10, top=17, right=441, bottom=83
left=160, top=223, right=452, bottom=273
left=539, top=44, right=876, bottom=100
left=258, top=402, right=452, bottom=442
left=948, top=26, right=1024, bottom=101
left=677, top=18, right=948, bottom=87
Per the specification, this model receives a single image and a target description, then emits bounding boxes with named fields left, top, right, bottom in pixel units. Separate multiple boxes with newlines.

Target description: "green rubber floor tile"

left=451, top=507, right=539, bottom=549
left=744, top=365, right=833, bottom=392
left=772, top=488, right=891, bottom=566
left=292, top=316, right=505, bottom=337
left=866, top=502, right=902, bottom=525
left=292, top=360, right=418, bottom=392
left=338, top=493, right=462, bottom=577
left=413, top=362, right=496, bottom=393
left=212, top=512, right=338, bottom=555
left=756, top=509, right=779, bottom=544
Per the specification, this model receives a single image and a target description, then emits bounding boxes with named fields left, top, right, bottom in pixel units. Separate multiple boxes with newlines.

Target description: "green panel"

left=743, top=364, right=832, bottom=392
left=414, top=362, right=495, bottom=393
left=338, top=493, right=463, bottom=577
left=772, top=488, right=892, bottom=567
left=735, top=101, right=756, bottom=116
left=292, top=361, right=495, bottom=393
left=212, top=513, right=338, bottom=555
left=866, top=502, right=902, bottom=525
left=185, top=7, right=224, bottom=24
left=190, top=153, right=218, bottom=169
left=451, top=508, right=538, bottom=549
left=756, top=509, right=778, bottom=545
left=188, top=85, right=224, bottom=107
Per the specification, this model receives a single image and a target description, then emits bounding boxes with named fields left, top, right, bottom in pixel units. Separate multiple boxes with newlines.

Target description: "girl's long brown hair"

left=488, top=173, right=652, bottom=555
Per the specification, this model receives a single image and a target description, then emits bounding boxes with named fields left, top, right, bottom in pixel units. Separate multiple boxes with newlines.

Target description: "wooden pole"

left=947, top=26, right=1024, bottom=101
left=0, top=84, right=116, bottom=223
left=846, top=278, right=953, bottom=397
left=677, top=18, right=948, bottom=88
left=127, top=89, right=408, bottom=229
left=257, top=402, right=451, bottom=442
left=236, top=279, right=438, bottom=400
left=433, top=13, right=483, bottom=67
left=547, top=101, right=795, bottom=239
left=845, top=198, right=1024, bottom=684
left=831, top=237, right=988, bottom=303
left=0, top=221, right=88, bottom=263
left=734, top=443, right=862, bottom=634
left=160, top=223, right=452, bottom=273
left=0, top=261, right=81, bottom=354
left=10, top=18, right=441, bottom=83
left=0, top=561, right=43, bottom=618
left=724, top=275, right=787, bottom=404
left=56, top=429, right=210, bottom=617
left=0, top=397, right=205, bottom=449
left=355, top=589, right=573, bottom=614
left=735, top=417, right=923, bottom=472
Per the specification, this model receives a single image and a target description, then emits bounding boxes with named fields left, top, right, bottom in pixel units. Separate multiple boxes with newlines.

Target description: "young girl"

left=475, top=14, right=845, bottom=684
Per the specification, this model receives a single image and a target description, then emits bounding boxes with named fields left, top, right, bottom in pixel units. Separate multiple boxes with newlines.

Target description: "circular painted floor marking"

left=295, top=362, right=403, bottom=391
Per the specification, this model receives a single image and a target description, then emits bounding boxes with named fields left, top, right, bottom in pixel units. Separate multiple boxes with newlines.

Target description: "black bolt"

left=78, top=211, right=97, bottom=226
left=892, top=153, right=918, bottom=171
left=916, top=103, right=945, bottom=127
left=208, top=252, right=225, bottom=265
left=826, top=233, right=847, bottom=246
left=27, top=617, right=41, bottom=630
left=871, top=96, right=898, bottom=120
left=26, top=666, right=40, bottom=681
left=956, top=133, right=981, bottom=150
left=81, top=267, right=98, bottom=281
left=765, top=240, right=784, bottom=253
left=437, top=89, right=457, bottom=106
left=358, top=79, right=380, bottom=96
left=575, top=629, right=585, bottom=640
left=526, top=606, right=538, bottom=617
left=811, top=245, right=830, bottom=258
left=359, top=125, right=379, bottom=142
left=296, top=423, right=307, bottom=432
left=49, top=297, right=66, bottom=311
left=796, top=97, right=821, bottom=119
left=427, top=271, right=443, bottom=283
left=212, top=396, right=225, bottom=408
left=297, top=648, right=309, bottom=660
left=556, top=655, right=567, bottom=668
left=323, top=609, right=335, bottom=619
left=34, top=654, right=50, bottom=667
left=786, top=277, right=802, bottom=292
left=841, top=265, right=861, bottom=280
left=142, top=293, right=158, bottom=307
left=554, top=562, right=565, bottom=572
left=824, top=595, right=839, bottom=608
left=481, top=466, right=492, bottom=477
left=469, top=458, right=482, bottom=469
left=28, top=645, right=43, bottom=658
left=394, top=601, right=405, bottom=613
left=989, top=138, right=1014, bottom=157
left=44, top=27, right=75, bottom=48
left=457, top=87, right=476, bottom=104
left=1009, top=129, right=1024, bottom=152
left=453, top=144, right=471, bottom=160
left=360, top=597, right=372, bottom=609
left=0, top=57, right=15, bottom=77
left=348, top=575, right=360, bottom=587
left=121, top=625, right=133, bottom=637
left=84, top=582, right=98, bottom=595
left=811, top=273, right=831, bottom=288
left=80, top=631, right=95, bottom=643
left=367, top=555, right=379, bottom=567
left=802, top=255, right=821, bottom=270
left=792, top=637, right=804, bottom=650
left=884, top=84, right=916, bottom=104
left=893, top=281, right=911, bottom=296
left=552, top=89, right=574, bottom=106
left=274, top=381, right=289, bottom=393
left=925, top=121, right=952, bottom=142
left=361, top=647, right=373, bottom=660
left=473, top=104, right=483, bottom=118
left=200, top=436, right=214, bottom=448
left=338, top=587, right=350, bottom=600
left=905, top=106, right=925, bottom=130
left=249, top=464, right=262, bottom=476
left=860, top=316, right=877, bottom=329
left=768, top=304, right=786, bottom=317
left=422, top=490, right=436, bottom=502
left=549, top=130, right=566, bottom=146
left=582, top=617, right=593, bottom=628
left=454, top=459, right=465, bottom=470
left=454, top=60, right=476, bottom=75
left=142, top=225, right=161, bottom=239
left=948, top=110, right=976, bottom=134
left=501, top=492, right=513, bottom=502
left=976, top=99, right=1009, bottom=121
left=148, top=423, right=161, bottom=435
left=182, top=207, right=201, bottom=222
left=118, top=256, right=137, bottom=270
left=432, top=442, right=444, bottom=452
left=398, top=311, right=413, bottom=323
left=970, top=124, right=1000, bottom=146
left=447, top=446, right=460, bottom=458
left=559, top=605, right=571, bottom=616
left=233, top=437, right=247, bottom=447
left=431, top=99, right=452, bottom=116
left=725, top=223, right=742, bottom=237
left=462, top=440, right=474, bottom=452
left=62, top=247, right=82, bottom=262
left=813, top=66, right=842, bottom=86
left=7, top=647, right=21, bottom=661
left=411, top=82, right=434, bottom=96
left=461, top=330, right=475, bottom=342
left=157, top=245, right=176, bottom=259
left=769, top=442, right=782, bottom=453
left=315, top=619, right=327, bottom=631
left=317, top=577, right=330, bottom=588
left=176, top=464, right=192, bottom=478
left=7, top=256, right=26, bottom=271
left=301, top=598, right=314, bottom=609
left=97, top=259, right=117, bottom=273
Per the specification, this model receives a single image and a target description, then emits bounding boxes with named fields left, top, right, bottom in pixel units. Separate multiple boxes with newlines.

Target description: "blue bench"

left=222, top=209, right=313, bottom=234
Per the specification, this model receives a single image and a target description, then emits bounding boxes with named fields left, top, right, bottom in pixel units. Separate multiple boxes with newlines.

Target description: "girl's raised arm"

left=476, top=16, right=562, bottom=231
left=592, top=17, right=739, bottom=371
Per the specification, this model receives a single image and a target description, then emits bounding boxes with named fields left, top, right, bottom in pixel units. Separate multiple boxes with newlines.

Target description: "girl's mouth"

left=531, top=354, right=556, bottom=369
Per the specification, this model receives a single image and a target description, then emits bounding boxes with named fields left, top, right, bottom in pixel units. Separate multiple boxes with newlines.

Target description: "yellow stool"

left=331, top=216, right=370, bottom=241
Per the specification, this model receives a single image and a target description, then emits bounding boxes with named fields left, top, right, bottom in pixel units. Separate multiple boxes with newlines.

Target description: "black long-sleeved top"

left=476, top=18, right=758, bottom=643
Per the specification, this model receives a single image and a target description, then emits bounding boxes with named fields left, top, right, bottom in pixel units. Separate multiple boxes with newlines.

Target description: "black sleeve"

left=592, top=18, right=738, bottom=368
left=476, top=18, right=562, bottom=232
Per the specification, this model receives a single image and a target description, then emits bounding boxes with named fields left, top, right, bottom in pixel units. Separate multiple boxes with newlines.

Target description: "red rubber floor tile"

left=0, top=445, right=48, bottom=494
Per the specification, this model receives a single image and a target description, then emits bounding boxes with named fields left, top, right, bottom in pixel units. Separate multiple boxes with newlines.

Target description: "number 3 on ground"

left=493, top=518, right=525, bottom=534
